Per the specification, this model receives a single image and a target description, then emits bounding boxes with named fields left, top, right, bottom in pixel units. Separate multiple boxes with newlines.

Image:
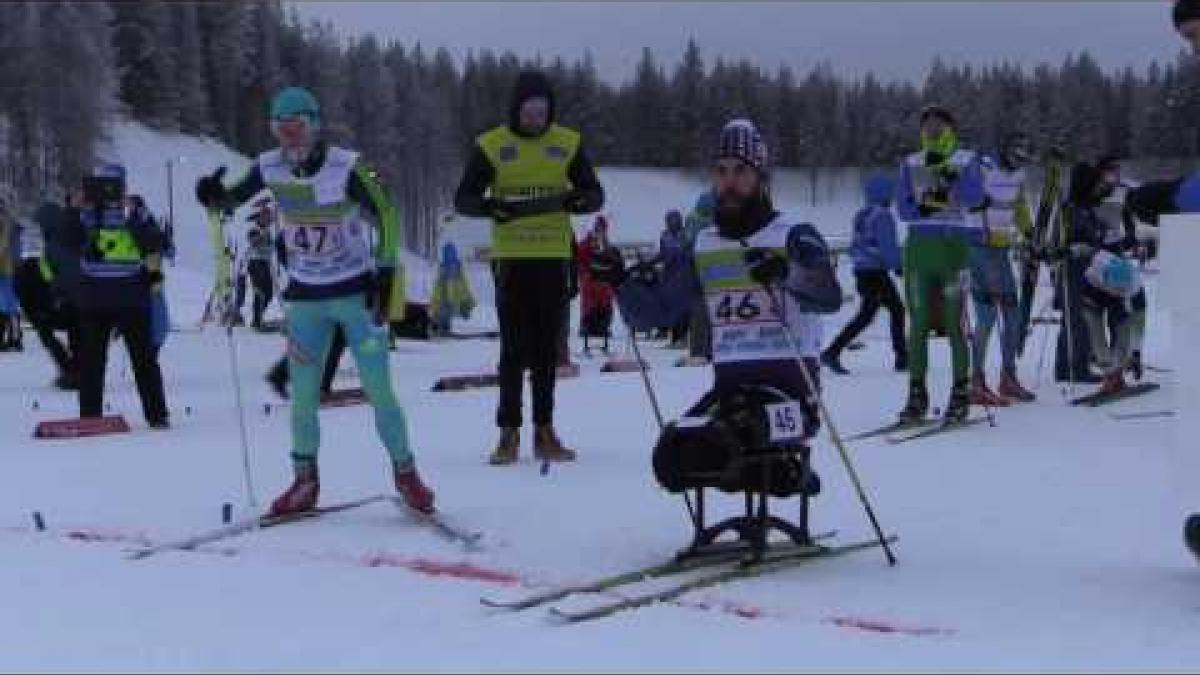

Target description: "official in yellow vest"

left=453, top=69, right=604, bottom=466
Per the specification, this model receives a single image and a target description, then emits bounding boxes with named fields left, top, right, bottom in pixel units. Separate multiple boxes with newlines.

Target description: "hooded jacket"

left=848, top=174, right=902, bottom=272
left=453, top=71, right=604, bottom=232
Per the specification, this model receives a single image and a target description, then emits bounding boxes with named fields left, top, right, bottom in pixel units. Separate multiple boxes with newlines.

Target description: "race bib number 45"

left=764, top=401, right=806, bottom=442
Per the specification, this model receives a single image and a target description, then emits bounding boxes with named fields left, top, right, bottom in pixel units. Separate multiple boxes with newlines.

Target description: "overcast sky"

left=291, top=1, right=1183, bottom=84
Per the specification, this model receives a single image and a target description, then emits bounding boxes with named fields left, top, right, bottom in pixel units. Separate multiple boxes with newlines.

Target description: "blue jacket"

left=1175, top=173, right=1200, bottom=212
left=848, top=175, right=901, bottom=272
left=614, top=218, right=842, bottom=333
left=896, top=150, right=986, bottom=241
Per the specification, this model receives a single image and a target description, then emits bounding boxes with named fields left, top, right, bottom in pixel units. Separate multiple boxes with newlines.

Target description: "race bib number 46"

left=707, top=289, right=779, bottom=327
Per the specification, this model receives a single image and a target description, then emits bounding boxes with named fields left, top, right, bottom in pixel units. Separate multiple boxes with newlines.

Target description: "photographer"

left=62, top=164, right=169, bottom=428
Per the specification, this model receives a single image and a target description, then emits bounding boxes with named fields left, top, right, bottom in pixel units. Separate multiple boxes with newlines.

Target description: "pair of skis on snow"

left=847, top=381, right=1165, bottom=445
left=127, top=494, right=482, bottom=561
left=847, top=416, right=988, bottom=445
left=480, top=532, right=896, bottom=623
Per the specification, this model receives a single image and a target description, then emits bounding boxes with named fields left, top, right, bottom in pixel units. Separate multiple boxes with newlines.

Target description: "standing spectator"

left=63, top=164, right=169, bottom=428
left=821, top=173, right=907, bottom=374
left=0, top=187, right=22, bottom=351
left=453, top=69, right=604, bottom=465
left=17, top=199, right=82, bottom=389
left=429, top=241, right=475, bottom=336
left=655, top=210, right=691, bottom=348
left=244, top=199, right=277, bottom=331
left=577, top=215, right=615, bottom=355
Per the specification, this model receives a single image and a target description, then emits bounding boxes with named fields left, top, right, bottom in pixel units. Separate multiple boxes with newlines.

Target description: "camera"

left=82, top=176, right=124, bottom=207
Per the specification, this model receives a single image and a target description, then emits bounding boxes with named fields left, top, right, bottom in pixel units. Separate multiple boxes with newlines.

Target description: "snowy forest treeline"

left=1, top=1, right=1197, bottom=252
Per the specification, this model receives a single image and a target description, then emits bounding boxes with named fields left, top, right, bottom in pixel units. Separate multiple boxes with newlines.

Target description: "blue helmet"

left=93, top=162, right=126, bottom=182
left=270, top=86, right=320, bottom=125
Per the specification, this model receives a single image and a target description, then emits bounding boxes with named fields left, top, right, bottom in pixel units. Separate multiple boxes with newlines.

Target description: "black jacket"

left=454, top=70, right=604, bottom=220
left=62, top=204, right=162, bottom=311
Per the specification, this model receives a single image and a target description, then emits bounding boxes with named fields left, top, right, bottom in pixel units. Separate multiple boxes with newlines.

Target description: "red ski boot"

left=1099, top=370, right=1126, bottom=397
left=394, top=462, right=435, bottom=514
left=268, top=462, right=319, bottom=517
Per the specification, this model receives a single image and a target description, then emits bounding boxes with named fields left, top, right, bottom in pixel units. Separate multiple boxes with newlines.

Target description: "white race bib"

left=764, top=401, right=806, bottom=442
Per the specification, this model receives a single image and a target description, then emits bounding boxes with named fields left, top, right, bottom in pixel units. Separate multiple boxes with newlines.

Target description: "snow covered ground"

left=0, top=122, right=1195, bottom=671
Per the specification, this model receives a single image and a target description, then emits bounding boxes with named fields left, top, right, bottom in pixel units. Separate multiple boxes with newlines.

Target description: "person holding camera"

left=62, top=164, right=169, bottom=428
left=894, top=105, right=986, bottom=425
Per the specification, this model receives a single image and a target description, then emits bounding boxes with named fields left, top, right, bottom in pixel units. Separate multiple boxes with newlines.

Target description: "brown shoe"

left=489, top=427, right=520, bottom=466
left=533, top=425, right=577, bottom=462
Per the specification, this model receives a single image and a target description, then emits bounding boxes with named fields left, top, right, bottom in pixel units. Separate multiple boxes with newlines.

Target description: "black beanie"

left=507, top=70, right=556, bottom=135
left=919, top=104, right=956, bottom=129
left=1175, top=0, right=1200, bottom=27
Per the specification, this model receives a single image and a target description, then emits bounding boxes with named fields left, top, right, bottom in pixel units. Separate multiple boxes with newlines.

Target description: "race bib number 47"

left=287, top=224, right=345, bottom=258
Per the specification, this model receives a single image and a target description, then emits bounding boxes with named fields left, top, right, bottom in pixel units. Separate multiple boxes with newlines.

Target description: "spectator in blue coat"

left=820, top=173, right=907, bottom=374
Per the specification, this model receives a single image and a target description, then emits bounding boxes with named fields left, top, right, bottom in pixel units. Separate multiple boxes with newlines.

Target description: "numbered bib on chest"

left=283, top=220, right=370, bottom=284
left=706, top=287, right=794, bottom=364
left=286, top=222, right=348, bottom=258
left=707, top=287, right=777, bottom=327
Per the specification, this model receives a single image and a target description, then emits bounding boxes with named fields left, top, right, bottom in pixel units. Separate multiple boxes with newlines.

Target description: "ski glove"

left=588, top=249, right=627, bottom=287
left=1125, top=178, right=1182, bottom=226
left=562, top=190, right=591, bottom=214
left=195, top=167, right=228, bottom=208
left=484, top=198, right=516, bottom=224
left=744, top=249, right=789, bottom=286
left=366, top=268, right=393, bottom=325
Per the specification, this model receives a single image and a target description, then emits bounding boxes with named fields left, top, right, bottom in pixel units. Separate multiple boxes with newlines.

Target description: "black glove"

left=195, top=167, right=228, bottom=208
left=1125, top=178, right=1182, bottom=227
left=562, top=190, right=591, bottom=214
left=367, top=268, right=393, bottom=324
left=894, top=267, right=903, bottom=279
left=142, top=268, right=164, bottom=286
left=744, top=249, right=789, bottom=286
left=484, top=198, right=516, bottom=224
left=588, top=249, right=627, bottom=287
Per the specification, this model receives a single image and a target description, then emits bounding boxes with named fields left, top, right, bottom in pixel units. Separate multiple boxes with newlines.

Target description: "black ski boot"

left=1128, top=350, right=1143, bottom=382
left=266, top=359, right=289, bottom=400
left=944, top=379, right=971, bottom=424
left=820, top=349, right=850, bottom=375
left=897, top=379, right=929, bottom=423
left=1185, top=513, right=1200, bottom=563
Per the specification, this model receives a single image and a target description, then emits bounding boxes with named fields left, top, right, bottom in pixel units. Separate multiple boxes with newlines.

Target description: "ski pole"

left=756, top=277, right=897, bottom=566
left=625, top=318, right=664, bottom=431
left=1059, top=256, right=1078, bottom=401
left=959, top=270, right=996, bottom=428
left=224, top=323, right=258, bottom=508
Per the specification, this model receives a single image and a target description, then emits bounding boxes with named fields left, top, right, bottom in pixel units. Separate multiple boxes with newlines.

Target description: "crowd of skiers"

left=1, top=0, right=1197, bottom=559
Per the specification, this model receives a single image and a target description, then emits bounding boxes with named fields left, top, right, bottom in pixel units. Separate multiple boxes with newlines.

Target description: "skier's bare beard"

left=715, top=189, right=771, bottom=240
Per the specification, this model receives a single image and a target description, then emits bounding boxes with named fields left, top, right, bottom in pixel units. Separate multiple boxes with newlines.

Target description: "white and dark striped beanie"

left=716, top=118, right=768, bottom=176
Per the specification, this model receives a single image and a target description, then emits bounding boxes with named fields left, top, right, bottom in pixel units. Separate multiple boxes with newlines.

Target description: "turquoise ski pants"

left=284, top=294, right=413, bottom=468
